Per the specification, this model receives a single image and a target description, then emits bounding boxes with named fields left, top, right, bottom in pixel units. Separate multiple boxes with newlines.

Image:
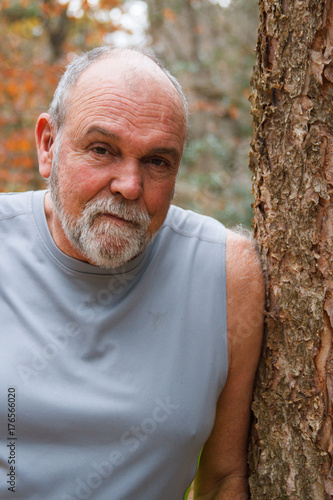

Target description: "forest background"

left=0, top=0, right=259, bottom=229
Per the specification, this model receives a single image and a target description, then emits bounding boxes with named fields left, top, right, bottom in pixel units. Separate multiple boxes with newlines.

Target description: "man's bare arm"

left=193, top=229, right=265, bottom=500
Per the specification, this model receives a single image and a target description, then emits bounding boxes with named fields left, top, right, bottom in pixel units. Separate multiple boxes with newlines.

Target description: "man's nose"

left=109, top=159, right=143, bottom=200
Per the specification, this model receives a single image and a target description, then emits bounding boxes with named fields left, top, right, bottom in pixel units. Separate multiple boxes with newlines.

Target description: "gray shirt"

left=0, top=190, right=228, bottom=499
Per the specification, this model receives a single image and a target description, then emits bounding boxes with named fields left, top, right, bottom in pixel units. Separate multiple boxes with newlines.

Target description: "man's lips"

left=97, top=212, right=141, bottom=228
left=102, top=212, right=125, bottom=220
left=100, top=212, right=128, bottom=223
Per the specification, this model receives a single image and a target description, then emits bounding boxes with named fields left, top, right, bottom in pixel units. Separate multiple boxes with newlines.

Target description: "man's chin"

left=78, top=240, right=144, bottom=269
left=88, top=257, right=130, bottom=269
left=85, top=253, right=140, bottom=269
left=61, top=216, right=157, bottom=269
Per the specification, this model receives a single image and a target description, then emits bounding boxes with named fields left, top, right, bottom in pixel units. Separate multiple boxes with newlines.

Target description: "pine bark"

left=248, top=1, right=333, bottom=499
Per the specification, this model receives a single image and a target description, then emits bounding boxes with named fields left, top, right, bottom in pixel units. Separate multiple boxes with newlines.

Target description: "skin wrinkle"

left=67, top=67, right=185, bottom=141
left=50, top=48, right=189, bottom=139
left=71, top=100, right=182, bottom=140
left=70, top=105, right=183, bottom=146
left=84, top=126, right=181, bottom=166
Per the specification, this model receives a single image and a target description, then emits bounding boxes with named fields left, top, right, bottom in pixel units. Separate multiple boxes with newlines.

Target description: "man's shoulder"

left=225, top=228, right=262, bottom=280
left=164, top=205, right=226, bottom=243
left=0, top=190, right=35, bottom=220
left=225, top=228, right=265, bottom=347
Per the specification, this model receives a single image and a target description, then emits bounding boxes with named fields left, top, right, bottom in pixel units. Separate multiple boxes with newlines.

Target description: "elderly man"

left=0, top=46, right=264, bottom=499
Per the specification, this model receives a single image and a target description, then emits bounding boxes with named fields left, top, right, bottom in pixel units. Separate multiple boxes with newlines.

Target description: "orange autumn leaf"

left=229, top=105, right=240, bottom=120
left=23, top=79, right=36, bottom=94
left=0, top=170, right=10, bottom=182
left=7, top=83, right=20, bottom=98
left=195, top=24, right=204, bottom=35
left=5, top=138, right=18, bottom=152
left=18, top=139, right=33, bottom=153
left=20, top=156, right=35, bottom=169
left=163, top=8, right=177, bottom=22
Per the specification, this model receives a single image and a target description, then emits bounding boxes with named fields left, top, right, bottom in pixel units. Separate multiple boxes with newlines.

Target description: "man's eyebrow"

left=85, top=127, right=181, bottom=162
left=85, top=126, right=119, bottom=140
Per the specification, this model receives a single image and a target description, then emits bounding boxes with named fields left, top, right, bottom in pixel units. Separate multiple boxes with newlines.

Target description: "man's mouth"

left=97, top=212, right=142, bottom=228
left=100, top=212, right=128, bottom=222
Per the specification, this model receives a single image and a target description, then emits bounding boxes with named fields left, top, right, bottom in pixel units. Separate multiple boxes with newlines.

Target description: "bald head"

left=49, top=46, right=188, bottom=137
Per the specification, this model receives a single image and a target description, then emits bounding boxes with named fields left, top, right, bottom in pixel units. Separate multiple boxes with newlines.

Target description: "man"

left=0, top=46, right=264, bottom=499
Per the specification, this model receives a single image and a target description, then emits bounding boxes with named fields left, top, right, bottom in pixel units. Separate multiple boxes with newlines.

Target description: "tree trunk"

left=248, top=1, right=333, bottom=499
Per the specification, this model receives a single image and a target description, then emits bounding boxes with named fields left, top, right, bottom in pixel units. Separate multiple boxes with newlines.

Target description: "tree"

left=248, top=0, right=333, bottom=498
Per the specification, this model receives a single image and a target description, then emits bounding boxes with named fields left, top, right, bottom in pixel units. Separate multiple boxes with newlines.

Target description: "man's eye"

left=92, top=146, right=109, bottom=155
left=150, top=158, right=168, bottom=167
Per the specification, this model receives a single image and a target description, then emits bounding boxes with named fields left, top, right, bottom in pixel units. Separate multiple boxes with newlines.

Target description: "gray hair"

left=49, top=45, right=189, bottom=134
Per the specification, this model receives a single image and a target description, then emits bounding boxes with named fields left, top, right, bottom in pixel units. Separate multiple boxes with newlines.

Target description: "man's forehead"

left=76, top=54, right=175, bottom=98
left=66, top=72, right=185, bottom=147
left=67, top=54, right=187, bottom=141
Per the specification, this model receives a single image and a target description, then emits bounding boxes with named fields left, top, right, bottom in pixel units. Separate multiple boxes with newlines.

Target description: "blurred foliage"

left=0, top=0, right=258, bottom=228
left=145, top=0, right=258, bottom=227
left=0, top=0, right=121, bottom=192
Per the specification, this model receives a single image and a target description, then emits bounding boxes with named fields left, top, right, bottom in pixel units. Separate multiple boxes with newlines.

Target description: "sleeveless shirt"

left=0, top=190, right=228, bottom=500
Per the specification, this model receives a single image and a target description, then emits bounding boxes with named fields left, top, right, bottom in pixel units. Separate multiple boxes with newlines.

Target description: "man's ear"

left=35, top=113, right=56, bottom=179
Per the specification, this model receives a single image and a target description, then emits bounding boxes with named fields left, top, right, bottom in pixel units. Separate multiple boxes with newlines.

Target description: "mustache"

left=82, top=197, right=151, bottom=228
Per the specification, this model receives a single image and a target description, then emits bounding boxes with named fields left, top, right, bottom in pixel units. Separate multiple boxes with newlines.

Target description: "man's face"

left=47, top=60, right=186, bottom=268
left=49, top=144, right=153, bottom=268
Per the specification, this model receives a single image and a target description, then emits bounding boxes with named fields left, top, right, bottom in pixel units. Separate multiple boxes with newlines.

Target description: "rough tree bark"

left=248, top=1, right=333, bottom=499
